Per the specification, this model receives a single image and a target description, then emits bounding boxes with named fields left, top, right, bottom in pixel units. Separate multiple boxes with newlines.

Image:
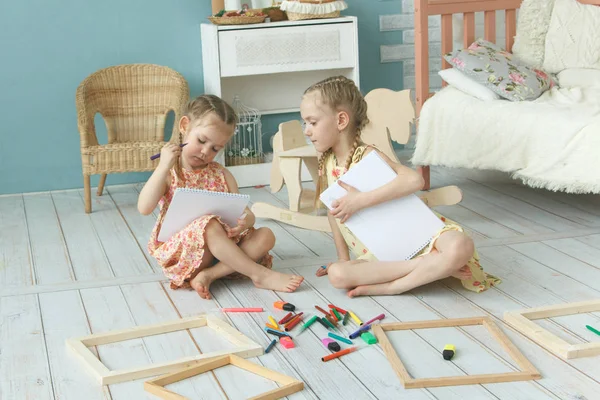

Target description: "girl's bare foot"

left=451, top=265, right=472, bottom=280
left=347, top=280, right=403, bottom=298
left=190, top=270, right=214, bottom=299
left=253, top=270, right=304, bottom=292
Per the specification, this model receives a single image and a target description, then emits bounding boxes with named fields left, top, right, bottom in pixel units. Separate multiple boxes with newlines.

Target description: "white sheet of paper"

left=158, top=188, right=250, bottom=242
left=320, top=151, right=445, bottom=261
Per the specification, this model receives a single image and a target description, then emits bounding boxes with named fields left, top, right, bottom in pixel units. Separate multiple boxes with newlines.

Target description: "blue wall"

left=0, top=0, right=403, bottom=194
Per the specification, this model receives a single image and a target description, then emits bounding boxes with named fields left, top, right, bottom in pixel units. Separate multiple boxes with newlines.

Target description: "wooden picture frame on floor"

left=372, top=316, right=541, bottom=389
left=66, top=314, right=263, bottom=385
left=504, top=299, right=600, bottom=359
left=144, top=354, right=304, bottom=400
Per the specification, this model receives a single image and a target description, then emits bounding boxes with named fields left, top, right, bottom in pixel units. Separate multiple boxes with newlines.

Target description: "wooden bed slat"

left=440, top=14, right=453, bottom=87
left=463, top=12, right=475, bottom=48
left=414, top=0, right=430, bottom=115
left=484, top=10, right=496, bottom=42
left=429, top=0, right=522, bottom=15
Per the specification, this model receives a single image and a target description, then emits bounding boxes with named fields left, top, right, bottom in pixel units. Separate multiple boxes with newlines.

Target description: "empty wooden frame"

left=372, top=317, right=541, bottom=389
left=144, top=354, right=304, bottom=400
left=504, top=299, right=600, bottom=359
left=66, top=314, right=263, bottom=385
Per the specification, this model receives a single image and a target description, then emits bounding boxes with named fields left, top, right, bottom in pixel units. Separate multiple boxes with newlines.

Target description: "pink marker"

left=362, top=313, right=385, bottom=326
left=220, top=307, right=264, bottom=312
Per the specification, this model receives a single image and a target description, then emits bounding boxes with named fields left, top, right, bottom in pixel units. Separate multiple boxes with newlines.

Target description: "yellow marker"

left=268, top=316, right=279, bottom=330
left=349, top=311, right=362, bottom=325
left=265, top=323, right=278, bottom=330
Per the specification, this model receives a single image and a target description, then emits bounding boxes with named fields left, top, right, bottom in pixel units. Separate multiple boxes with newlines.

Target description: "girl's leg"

left=200, top=220, right=303, bottom=292
left=191, top=227, right=275, bottom=299
left=347, top=230, right=474, bottom=297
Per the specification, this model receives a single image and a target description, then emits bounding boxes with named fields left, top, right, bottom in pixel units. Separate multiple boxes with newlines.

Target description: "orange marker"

left=265, top=323, right=278, bottom=330
left=322, top=346, right=358, bottom=362
left=274, top=301, right=295, bottom=311
left=328, top=304, right=348, bottom=314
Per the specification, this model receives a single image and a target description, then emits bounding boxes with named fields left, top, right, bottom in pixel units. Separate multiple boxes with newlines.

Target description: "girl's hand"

left=316, top=262, right=332, bottom=277
left=158, top=143, right=182, bottom=171
left=331, top=181, right=365, bottom=223
left=227, top=213, right=249, bottom=238
left=315, top=259, right=349, bottom=277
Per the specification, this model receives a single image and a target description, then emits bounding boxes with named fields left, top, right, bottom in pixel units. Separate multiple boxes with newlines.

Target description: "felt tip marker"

left=586, top=324, right=600, bottom=336
left=150, top=143, right=187, bottom=160
left=322, top=346, right=358, bottom=362
left=362, top=313, right=385, bottom=326
left=219, top=307, right=264, bottom=313
left=265, top=339, right=277, bottom=353
left=297, top=315, right=318, bottom=335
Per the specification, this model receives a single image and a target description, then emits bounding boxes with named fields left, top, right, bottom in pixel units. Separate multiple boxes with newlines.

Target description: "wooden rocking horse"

left=251, top=88, right=463, bottom=232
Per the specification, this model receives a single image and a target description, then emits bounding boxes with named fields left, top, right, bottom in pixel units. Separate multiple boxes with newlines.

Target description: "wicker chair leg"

left=84, top=175, right=92, bottom=213
left=97, top=174, right=107, bottom=196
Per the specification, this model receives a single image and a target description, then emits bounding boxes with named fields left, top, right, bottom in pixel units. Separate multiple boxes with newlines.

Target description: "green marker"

left=328, top=332, right=353, bottom=345
left=332, top=308, right=342, bottom=321
left=321, top=316, right=337, bottom=331
left=342, top=311, right=350, bottom=326
left=297, top=315, right=318, bottom=336
left=586, top=324, right=600, bottom=336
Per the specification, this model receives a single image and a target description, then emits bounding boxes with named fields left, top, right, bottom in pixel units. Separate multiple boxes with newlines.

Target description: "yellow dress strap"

left=351, top=144, right=371, bottom=165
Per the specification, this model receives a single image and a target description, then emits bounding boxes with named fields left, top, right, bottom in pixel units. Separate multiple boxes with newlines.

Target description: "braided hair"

left=175, top=95, right=237, bottom=186
left=303, top=76, right=369, bottom=205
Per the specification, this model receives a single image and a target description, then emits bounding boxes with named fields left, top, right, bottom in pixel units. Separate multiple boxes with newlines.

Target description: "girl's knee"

left=448, top=236, right=474, bottom=265
left=327, top=262, right=349, bottom=289
left=255, top=227, right=275, bottom=251
left=205, top=218, right=224, bottom=234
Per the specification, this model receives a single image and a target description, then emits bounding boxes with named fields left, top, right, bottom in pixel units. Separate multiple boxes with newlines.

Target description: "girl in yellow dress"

left=300, top=76, right=500, bottom=297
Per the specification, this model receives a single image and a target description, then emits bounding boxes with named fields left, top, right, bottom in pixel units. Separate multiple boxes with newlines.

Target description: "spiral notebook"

left=319, top=151, right=445, bottom=261
left=158, top=188, right=250, bottom=242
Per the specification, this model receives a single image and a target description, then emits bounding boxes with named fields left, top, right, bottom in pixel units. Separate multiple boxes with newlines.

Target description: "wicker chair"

left=76, top=64, right=189, bottom=213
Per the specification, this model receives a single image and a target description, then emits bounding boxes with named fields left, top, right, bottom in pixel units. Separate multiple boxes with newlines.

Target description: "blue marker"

left=265, top=339, right=277, bottom=353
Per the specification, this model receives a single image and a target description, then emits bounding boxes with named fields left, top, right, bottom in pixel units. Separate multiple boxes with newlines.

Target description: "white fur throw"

left=512, top=0, right=555, bottom=68
left=543, top=0, right=600, bottom=74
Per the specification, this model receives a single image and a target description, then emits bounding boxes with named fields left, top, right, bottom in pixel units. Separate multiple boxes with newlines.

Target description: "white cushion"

left=543, top=0, right=600, bottom=74
left=557, top=68, right=600, bottom=88
left=438, top=68, right=502, bottom=101
left=512, top=0, right=556, bottom=68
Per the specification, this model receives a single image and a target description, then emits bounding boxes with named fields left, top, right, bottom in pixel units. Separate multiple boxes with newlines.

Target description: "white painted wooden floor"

left=2, top=166, right=600, bottom=400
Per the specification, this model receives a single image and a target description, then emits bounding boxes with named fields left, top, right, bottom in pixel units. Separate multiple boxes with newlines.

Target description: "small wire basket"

left=225, top=96, right=265, bottom=166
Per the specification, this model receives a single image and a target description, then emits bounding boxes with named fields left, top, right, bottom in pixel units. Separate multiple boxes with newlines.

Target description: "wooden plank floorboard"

left=0, top=195, right=33, bottom=287
left=220, top=277, right=384, bottom=400
left=413, top=282, right=600, bottom=399
left=298, top=266, right=555, bottom=400
left=1, top=295, right=54, bottom=399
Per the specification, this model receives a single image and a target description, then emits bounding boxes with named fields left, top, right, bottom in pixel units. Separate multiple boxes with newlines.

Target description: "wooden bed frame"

left=414, top=0, right=600, bottom=189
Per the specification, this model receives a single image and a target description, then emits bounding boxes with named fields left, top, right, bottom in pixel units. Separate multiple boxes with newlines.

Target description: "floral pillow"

left=444, top=39, right=556, bottom=101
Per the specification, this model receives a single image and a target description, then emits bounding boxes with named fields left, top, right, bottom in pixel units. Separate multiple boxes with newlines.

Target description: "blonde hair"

left=303, top=76, right=369, bottom=202
left=175, top=94, right=237, bottom=183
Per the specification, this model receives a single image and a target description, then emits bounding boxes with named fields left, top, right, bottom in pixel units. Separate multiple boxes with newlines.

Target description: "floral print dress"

left=148, top=162, right=272, bottom=289
left=324, top=145, right=500, bottom=293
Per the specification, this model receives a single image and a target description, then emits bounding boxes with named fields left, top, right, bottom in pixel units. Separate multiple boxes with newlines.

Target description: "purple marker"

left=150, top=143, right=187, bottom=160
left=349, top=324, right=371, bottom=339
left=361, top=313, right=385, bottom=327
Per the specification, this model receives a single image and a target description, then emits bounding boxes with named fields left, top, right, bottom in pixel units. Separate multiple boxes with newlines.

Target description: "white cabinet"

left=201, top=16, right=359, bottom=187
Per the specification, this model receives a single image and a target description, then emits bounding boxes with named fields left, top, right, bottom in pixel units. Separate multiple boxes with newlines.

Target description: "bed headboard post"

left=414, top=0, right=430, bottom=116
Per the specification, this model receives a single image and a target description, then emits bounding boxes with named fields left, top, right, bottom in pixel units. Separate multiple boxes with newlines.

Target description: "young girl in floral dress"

left=138, top=95, right=303, bottom=299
